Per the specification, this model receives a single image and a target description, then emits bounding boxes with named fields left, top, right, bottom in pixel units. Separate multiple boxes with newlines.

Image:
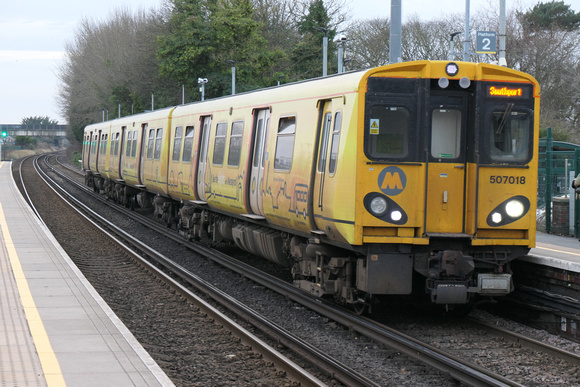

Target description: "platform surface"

left=526, top=232, right=580, bottom=271
left=0, top=161, right=174, bottom=386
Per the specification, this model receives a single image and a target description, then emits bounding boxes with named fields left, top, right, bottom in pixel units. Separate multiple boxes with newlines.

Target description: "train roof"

left=84, top=60, right=540, bottom=131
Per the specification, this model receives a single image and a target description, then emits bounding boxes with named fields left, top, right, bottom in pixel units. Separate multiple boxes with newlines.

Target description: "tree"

left=21, top=116, right=59, bottom=126
left=58, top=8, right=171, bottom=142
left=15, top=136, right=37, bottom=149
left=520, top=1, right=580, bottom=31
left=510, top=1, right=580, bottom=141
left=344, top=17, right=390, bottom=70
left=158, top=0, right=274, bottom=98
left=290, top=0, right=337, bottom=80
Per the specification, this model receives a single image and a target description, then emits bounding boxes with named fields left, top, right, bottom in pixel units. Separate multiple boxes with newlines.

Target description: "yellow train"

left=83, top=60, right=540, bottom=311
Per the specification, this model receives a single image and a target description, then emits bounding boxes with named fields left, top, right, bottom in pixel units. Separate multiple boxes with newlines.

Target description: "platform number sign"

left=476, top=31, right=497, bottom=54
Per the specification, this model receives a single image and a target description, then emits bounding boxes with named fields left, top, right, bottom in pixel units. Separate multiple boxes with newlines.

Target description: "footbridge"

left=1, top=124, right=68, bottom=138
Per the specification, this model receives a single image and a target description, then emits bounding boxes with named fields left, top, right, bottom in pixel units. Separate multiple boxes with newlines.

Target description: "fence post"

left=545, top=128, right=553, bottom=233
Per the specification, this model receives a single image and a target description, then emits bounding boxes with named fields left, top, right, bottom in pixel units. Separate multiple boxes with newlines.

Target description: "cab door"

left=312, top=100, right=336, bottom=231
left=425, top=93, right=469, bottom=234
left=249, top=109, right=270, bottom=216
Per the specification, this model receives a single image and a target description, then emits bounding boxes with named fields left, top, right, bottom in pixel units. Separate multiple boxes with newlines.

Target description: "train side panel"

left=202, top=105, right=250, bottom=214
left=118, top=108, right=174, bottom=190
left=166, top=110, right=200, bottom=202
left=139, top=108, right=174, bottom=195
left=105, top=122, right=123, bottom=181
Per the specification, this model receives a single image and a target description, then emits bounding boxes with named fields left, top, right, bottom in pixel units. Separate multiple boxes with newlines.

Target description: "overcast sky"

left=1, top=0, right=579, bottom=124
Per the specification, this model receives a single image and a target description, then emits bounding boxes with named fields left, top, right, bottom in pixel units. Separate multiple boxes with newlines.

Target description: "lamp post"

left=226, top=60, right=235, bottom=95
left=334, top=33, right=347, bottom=73
left=313, top=26, right=328, bottom=77
left=277, top=74, right=285, bottom=86
left=449, top=32, right=461, bottom=60
left=198, top=78, right=208, bottom=101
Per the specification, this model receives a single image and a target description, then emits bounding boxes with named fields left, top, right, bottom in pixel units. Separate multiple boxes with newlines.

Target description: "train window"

left=368, top=106, right=409, bottom=158
left=228, top=121, right=244, bottom=167
left=172, top=126, right=183, bottom=161
left=253, top=118, right=264, bottom=168
left=126, top=131, right=132, bottom=157
left=431, top=109, right=461, bottom=158
left=147, top=128, right=155, bottom=159
left=154, top=128, right=163, bottom=159
left=317, top=113, right=332, bottom=173
left=110, top=135, right=115, bottom=155
left=274, top=116, right=296, bottom=171
left=115, top=133, right=120, bottom=155
left=328, top=111, right=341, bottom=175
left=262, top=118, right=270, bottom=168
left=182, top=126, right=194, bottom=162
left=488, top=107, right=530, bottom=162
left=131, top=130, right=137, bottom=157
left=131, top=130, right=138, bottom=157
left=212, top=123, right=227, bottom=165
left=101, top=134, right=108, bottom=155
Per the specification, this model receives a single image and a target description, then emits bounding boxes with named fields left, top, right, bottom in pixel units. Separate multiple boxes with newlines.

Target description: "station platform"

left=0, top=161, right=173, bottom=386
left=526, top=232, right=580, bottom=272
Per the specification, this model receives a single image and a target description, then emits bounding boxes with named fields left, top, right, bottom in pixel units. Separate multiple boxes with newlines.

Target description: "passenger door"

left=138, top=123, right=148, bottom=186
left=249, top=109, right=270, bottom=216
left=196, top=116, right=212, bottom=201
left=425, top=93, right=469, bottom=234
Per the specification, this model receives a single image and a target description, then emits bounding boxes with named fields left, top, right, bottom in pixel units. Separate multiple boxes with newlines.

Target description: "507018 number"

left=489, top=176, right=526, bottom=184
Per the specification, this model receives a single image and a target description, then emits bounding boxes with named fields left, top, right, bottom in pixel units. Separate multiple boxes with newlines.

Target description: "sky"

left=1, top=0, right=579, bottom=125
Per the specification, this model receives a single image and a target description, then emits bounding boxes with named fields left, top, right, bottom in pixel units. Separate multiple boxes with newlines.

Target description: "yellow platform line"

left=536, top=245, right=580, bottom=257
left=0, top=201, right=66, bottom=386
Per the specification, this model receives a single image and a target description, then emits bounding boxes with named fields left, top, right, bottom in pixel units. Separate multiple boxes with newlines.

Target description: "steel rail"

left=466, top=317, right=580, bottom=365
left=34, top=155, right=375, bottom=387
left=43, top=154, right=521, bottom=387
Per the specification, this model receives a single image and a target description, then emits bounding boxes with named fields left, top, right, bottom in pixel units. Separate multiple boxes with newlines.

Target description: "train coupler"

left=428, top=272, right=512, bottom=304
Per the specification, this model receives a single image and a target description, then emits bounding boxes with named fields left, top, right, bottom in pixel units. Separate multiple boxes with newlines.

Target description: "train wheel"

left=353, top=295, right=373, bottom=316
left=353, top=303, right=367, bottom=316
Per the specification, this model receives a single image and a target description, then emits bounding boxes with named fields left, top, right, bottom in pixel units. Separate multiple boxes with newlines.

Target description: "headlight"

left=391, top=210, right=403, bottom=222
left=491, top=212, right=502, bottom=224
left=370, top=197, right=388, bottom=216
left=505, top=200, right=524, bottom=218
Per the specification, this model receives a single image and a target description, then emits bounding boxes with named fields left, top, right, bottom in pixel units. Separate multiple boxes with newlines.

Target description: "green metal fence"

left=539, top=128, right=580, bottom=238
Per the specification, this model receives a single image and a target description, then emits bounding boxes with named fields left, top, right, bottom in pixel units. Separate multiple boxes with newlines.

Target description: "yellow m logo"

left=381, top=172, right=403, bottom=190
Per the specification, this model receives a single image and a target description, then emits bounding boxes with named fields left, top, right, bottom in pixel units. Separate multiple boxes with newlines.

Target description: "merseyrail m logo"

left=378, top=166, right=406, bottom=196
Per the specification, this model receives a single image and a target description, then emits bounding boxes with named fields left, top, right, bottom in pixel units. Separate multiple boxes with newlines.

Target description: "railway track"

left=16, top=154, right=580, bottom=386
left=27, top=155, right=350, bottom=386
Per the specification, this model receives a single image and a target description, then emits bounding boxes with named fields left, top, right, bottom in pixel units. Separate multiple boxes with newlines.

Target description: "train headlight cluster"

left=364, top=193, right=408, bottom=225
left=486, top=196, right=530, bottom=227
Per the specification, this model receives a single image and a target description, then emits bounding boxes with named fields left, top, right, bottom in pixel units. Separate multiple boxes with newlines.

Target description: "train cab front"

left=356, top=60, right=539, bottom=308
